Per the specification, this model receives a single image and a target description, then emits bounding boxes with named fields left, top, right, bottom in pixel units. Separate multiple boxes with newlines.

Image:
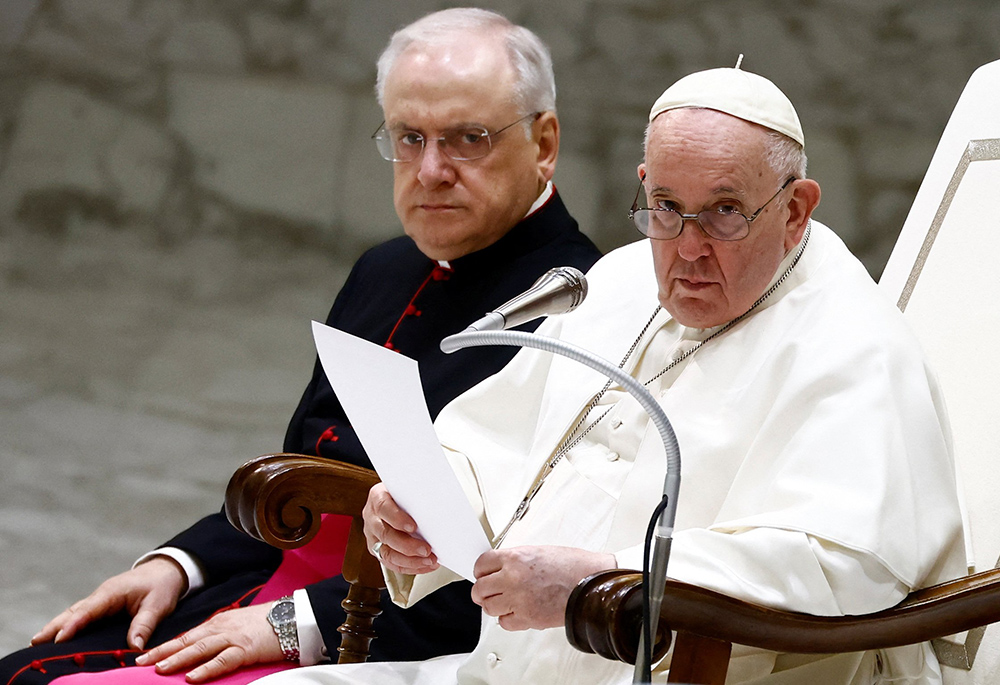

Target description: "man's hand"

left=31, top=556, right=187, bottom=651
left=471, top=546, right=616, bottom=631
left=133, top=604, right=281, bottom=683
left=362, top=483, right=439, bottom=576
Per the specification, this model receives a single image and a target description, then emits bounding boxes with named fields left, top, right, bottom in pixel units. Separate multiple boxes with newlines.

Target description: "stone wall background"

left=1, top=0, right=997, bottom=655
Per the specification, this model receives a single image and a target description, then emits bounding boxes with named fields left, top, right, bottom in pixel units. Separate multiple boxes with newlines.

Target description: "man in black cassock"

left=0, top=7, right=600, bottom=684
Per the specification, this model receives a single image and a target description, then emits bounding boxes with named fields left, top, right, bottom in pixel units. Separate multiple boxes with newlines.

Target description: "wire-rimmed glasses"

left=629, top=176, right=796, bottom=241
left=372, top=112, right=540, bottom=163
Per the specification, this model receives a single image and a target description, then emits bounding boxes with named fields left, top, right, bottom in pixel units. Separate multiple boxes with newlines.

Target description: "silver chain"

left=547, top=305, right=664, bottom=464
left=492, top=223, right=812, bottom=546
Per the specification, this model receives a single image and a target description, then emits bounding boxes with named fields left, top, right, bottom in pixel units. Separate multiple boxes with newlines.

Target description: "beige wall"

left=3, top=0, right=998, bottom=271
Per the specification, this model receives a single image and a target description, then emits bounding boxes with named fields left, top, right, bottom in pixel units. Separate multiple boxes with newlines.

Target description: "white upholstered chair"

left=879, top=57, right=1000, bottom=684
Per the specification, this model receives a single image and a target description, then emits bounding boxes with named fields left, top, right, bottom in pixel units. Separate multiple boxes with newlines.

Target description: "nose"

left=674, top=218, right=712, bottom=261
left=416, top=140, right=457, bottom=188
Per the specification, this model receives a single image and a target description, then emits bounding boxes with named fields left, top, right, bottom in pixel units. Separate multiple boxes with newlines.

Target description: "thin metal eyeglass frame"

left=371, top=112, right=541, bottom=162
left=629, top=176, right=797, bottom=241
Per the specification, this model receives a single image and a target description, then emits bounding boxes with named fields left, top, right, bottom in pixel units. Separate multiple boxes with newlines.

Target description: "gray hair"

left=375, top=8, right=556, bottom=118
left=764, top=129, right=808, bottom=180
left=643, top=109, right=808, bottom=180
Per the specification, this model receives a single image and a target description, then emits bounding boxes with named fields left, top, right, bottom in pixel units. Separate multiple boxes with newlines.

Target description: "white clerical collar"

left=526, top=181, right=554, bottom=217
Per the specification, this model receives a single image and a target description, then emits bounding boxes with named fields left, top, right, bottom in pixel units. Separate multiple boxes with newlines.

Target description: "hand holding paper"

left=311, top=321, right=492, bottom=580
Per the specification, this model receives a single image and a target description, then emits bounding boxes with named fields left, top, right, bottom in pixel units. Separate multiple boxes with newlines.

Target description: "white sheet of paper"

left=311, top=321, right=491, bottom=580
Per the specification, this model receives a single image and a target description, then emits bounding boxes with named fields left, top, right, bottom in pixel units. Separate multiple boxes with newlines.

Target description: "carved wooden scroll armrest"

left=224, top=453, right=385, bottom=663
left=225, top=453, right=380, bottom=548
left=567, top=567, right=1000, bottom=682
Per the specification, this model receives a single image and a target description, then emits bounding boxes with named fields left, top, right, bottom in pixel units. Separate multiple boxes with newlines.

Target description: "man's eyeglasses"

left=629, top=176, right=797, bottom=242
left=372, top=112, right=540, bottom=163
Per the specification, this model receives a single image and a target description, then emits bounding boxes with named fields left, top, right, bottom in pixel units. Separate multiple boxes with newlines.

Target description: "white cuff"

left=133, top=548, right=206, bottom=600
left=293, top=588, right=328, bottom=665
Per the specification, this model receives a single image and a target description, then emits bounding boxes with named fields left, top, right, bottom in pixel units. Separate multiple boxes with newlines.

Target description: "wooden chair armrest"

left=225, top=453, right=380, bottom=549
left=567, top=567, right=1000, bottom=663
left=564, top=569, right=672, bottom=665
left=224, top=453, right=386, bottom=663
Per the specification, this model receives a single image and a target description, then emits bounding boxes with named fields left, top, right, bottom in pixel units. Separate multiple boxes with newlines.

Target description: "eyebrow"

left=387, top=120, right=488, bottom=132
left=648, top=184, right=750, bottom=207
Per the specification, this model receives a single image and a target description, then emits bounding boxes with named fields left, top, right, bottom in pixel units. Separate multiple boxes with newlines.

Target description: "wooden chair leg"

left=336, top=583, right=384, bottom=663
left=335, top=516, right=387, bottom=664
left=667, top=631, right=733, bottom=684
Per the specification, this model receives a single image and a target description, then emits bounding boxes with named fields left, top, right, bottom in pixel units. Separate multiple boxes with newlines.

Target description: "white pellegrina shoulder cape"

left=429, top=221, right=964, bottom=684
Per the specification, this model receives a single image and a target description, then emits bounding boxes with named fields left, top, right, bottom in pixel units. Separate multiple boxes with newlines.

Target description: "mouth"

left=675, top=277, right=716, bottom=291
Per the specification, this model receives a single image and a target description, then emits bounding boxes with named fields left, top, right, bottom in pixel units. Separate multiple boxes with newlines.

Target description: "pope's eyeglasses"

left=629, top=176, right=796, bottom=241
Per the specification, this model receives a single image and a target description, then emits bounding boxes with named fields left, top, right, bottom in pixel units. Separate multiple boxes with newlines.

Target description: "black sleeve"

left=161, top=509, right=282, bottom=584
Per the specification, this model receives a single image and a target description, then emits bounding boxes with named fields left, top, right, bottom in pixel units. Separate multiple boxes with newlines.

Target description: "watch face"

left=269, top=600, right=295, bottom=626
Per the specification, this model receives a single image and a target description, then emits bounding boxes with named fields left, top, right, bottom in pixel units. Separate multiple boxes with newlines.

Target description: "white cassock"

left=258, top=221, right=966, bottom=685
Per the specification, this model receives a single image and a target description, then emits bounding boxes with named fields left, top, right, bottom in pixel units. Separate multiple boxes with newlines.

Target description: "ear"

left=637, top=164, right=646, bottom=182
left=535, top=111, right=559, bottom=183
left=783, top=178, right=821, bottom=251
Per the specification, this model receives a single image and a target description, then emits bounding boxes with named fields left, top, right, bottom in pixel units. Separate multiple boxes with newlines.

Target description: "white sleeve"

left=615, top=527, right=908, bottom=616
left=133, top=547, right=206, bottom=600
left=293, top=588, right=328, bottom=665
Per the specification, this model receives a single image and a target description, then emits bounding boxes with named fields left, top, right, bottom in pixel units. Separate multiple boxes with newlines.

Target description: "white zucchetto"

left=649, top=66, right=804, bottom=147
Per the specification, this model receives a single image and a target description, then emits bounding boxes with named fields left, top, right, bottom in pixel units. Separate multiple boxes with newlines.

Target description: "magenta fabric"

left=51, top=514, right=351, bottom=685
left=249, top=514, right=351, bottom=604
left=51, top=663, right=294, bottom=685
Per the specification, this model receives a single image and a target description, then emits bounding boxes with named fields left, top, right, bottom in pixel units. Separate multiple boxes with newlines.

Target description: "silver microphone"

left=464, top=266, right=588, bottom=332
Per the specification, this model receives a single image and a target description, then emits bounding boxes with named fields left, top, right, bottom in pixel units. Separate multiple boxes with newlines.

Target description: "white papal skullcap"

left=648, top=66, right=804, bottom=147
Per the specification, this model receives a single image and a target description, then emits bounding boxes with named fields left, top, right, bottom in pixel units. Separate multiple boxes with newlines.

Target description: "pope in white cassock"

left=256, top=67, right=967, bottom=685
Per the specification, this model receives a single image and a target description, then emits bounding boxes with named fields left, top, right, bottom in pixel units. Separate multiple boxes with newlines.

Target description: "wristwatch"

left=267, top=596, right=300, bottom=662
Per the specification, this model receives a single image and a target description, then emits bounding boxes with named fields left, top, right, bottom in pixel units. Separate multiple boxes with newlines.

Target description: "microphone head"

left=546, top=266, right=587, bottom=313
left=493, top=266, right=589, bottom=330
left=452, top=266, right=590, bottom=335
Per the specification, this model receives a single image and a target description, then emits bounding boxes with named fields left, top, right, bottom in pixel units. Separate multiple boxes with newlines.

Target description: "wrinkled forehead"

left=645, top=108, right=774, bottom=174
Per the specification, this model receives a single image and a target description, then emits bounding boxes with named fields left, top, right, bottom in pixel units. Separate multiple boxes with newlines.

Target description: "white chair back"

left=879, top=58, right=1000, bottom=684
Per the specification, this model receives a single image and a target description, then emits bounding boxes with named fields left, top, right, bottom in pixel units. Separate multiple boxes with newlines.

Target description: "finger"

left=377, top=524, right=434, bottom=560
left=473, top=590, right=510, bottom=617
left=185, top=646, right=250, bottom=684
left=471, top=572, right=493, bottom=600
left=369, top=488, right=418, bottom=535
left=471, top=563, right=517, bottom=613
left=135, top=633, right=188, bottom=666
left=471, top=552, right=507, bottom=604
left=35, top=598, right=108, bottom=644
left=378, top=505, right=418, bottom=536
left=53, top=595, right=120, bottom=643
left=153, top=634, right=226, bottom=674
left=473, top=549, right=503, bottom=579
left=498, top=612, right=529, bottom=632
left=31, top=609, right=74, bottom=645
left=128, top=603, right=171, bottom=651
left=378, top=544, right=439, bottom=575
